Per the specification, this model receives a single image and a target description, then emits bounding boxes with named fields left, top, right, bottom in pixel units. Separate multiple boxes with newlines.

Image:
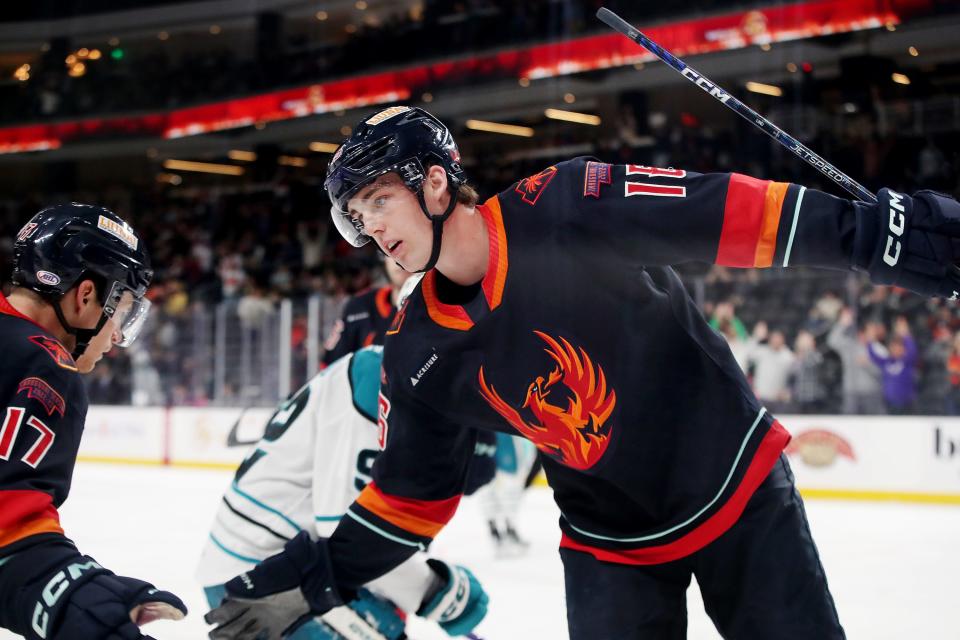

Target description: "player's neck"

left=7, top=289, right=72, bottom=344
left=435, top=203, right=488, bottom=286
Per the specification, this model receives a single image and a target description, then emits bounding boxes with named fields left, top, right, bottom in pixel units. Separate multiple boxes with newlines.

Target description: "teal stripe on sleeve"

left=209, top=534, right=262, bottom=564
left=229, top=482, right=302, bottom=533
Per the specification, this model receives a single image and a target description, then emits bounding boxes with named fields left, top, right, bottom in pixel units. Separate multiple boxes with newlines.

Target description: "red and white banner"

left=0, top=0, right=933, bottom=154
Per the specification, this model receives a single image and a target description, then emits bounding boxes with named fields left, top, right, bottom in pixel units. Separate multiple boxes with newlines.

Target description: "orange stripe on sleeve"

left=715, top=173, right=769, bottom=267
left=355, top=482, right=461, bottom=540
left=753, top=181, right=790, bottom=268
left=0, top=490, right=63, bottom=548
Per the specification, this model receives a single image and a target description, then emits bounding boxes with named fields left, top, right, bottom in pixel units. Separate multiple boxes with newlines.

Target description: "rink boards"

left=77, top=407, right=960, bottom=504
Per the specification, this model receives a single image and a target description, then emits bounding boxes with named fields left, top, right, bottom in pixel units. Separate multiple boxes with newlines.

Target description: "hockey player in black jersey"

left=0, top=204, right=187, bottom=639
left=208, top=106, right=960, bottom=640
left=321, top=256, right=412, bottom=366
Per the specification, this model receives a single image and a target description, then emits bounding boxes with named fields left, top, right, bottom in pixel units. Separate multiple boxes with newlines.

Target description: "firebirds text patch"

left=17, top=377, right=66, bottom=417
left=583, top=161, right=612, bottom=198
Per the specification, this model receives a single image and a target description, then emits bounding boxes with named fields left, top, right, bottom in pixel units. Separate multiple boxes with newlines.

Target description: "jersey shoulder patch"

left=515, top=165, right=558, bottom=205
left=28, top=335, right=78, bottom=372
left=16, top=377, right=67, bottom=417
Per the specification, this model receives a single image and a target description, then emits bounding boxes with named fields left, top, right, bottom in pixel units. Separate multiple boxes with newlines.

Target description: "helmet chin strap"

left=413, top=186, right=458, bottom=274
left=52, top=298, right=111, bottom=360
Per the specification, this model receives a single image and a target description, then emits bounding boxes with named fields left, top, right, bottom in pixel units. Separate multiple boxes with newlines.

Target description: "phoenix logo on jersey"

left=477, top=331, right=616, bottom=470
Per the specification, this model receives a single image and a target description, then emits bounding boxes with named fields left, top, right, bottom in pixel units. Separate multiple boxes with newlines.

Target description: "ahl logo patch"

left=515, top=166, right=558, bottom=205
left=28, top=335, right=78, bottom=372
left=36, top=271, right=61, bottom=286
left=17, top=377, right=66, bottom=417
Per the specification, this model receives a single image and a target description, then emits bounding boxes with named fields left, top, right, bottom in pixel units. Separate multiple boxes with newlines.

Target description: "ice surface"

left=2, top=463, right=959, bottom=639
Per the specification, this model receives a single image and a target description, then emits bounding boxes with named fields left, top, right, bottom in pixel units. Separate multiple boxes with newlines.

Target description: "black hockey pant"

left=561, top=455, right=845, bottom=640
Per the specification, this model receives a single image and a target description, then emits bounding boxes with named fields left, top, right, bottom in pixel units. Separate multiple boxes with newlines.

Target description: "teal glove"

left=418, top=559, right=488, bottom=637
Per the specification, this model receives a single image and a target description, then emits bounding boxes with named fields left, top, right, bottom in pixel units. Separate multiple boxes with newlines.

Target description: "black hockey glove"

left=4, top=553, right=186, bottom=640
left=854, top=188, right=960, bottom=298
left=205, top=531, right=343, bottom=640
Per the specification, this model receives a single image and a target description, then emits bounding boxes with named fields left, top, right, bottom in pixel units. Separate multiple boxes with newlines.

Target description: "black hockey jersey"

left=328, top=157, right=866, bottom=586
left=0, top=293, right=87, bottom=559
left=322, top=285, right=396, bottom=366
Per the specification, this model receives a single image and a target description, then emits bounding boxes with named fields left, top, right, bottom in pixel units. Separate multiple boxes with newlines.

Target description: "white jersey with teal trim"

left=196, top=347, right=434, bottom=612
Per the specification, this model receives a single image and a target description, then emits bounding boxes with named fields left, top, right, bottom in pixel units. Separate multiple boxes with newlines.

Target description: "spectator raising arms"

left=827, top=307, right=885, bottom=415
left=867, top=316, right=919, bottom=415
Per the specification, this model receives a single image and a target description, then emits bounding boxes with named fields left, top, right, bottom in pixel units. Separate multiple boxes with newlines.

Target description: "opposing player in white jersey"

left=197, top=343, right=489, bottom=639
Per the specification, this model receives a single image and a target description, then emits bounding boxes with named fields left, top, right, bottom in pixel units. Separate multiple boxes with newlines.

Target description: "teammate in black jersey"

left=0, top=204, right=187, bottom=640
left=209, top=107, right=960, bottom=640
left=321, top=256, right=412, bottom=367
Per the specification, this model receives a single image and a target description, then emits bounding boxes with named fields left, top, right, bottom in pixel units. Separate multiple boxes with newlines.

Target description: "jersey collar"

left=0, top=291, right=58, bottom=334
left=421, top=195, right=508, bottom=331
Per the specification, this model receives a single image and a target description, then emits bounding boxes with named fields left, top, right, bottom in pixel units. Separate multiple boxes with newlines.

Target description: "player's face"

left=347, top=173, right=434, bottom=272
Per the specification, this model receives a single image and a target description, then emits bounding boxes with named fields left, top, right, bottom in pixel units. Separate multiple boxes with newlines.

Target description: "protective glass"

left=330, top=206, right=371, bottom=247
left=330, top=179, right=410, bottom=247
left=103, top=282, right=152, bottom=347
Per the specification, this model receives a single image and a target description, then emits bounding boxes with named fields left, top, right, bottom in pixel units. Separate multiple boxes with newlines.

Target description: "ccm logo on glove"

left=883, top=191, right=907, bottom=267
left=32, top=559, right=102, bottom=638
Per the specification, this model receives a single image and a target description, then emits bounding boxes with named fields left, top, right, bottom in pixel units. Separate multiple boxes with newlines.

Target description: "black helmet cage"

left=325, top=107, right=465, bottom=249
left=12, top=203, right=153, bottom=357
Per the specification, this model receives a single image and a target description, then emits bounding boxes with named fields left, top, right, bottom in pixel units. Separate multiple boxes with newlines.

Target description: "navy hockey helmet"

left=13, top=203, right=153, bottom=357
left=324, top=106, right=466, bottom=272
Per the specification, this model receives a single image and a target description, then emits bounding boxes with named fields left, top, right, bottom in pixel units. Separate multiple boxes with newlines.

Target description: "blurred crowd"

left=1, top=94, right=959, bottom=410
left=703, top=274, right=960, bottom=416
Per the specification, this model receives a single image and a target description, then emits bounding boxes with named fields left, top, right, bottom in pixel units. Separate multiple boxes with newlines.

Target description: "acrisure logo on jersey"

left=97, top=215, right=139, bottom=250
left=35, top=271, right=61, bottom=286
left=365, top=105, right=411, bottom=126
left=477, top=331, right=616, bottom=471
left=410, top=352, right=438, bottom=387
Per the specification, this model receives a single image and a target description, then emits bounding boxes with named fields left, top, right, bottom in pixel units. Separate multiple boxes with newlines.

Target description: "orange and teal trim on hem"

left=715, top=173, right=791, bottom=268
left=354, top=482, right=461, bottom=540
left=560, top=420, right=791, bottom=565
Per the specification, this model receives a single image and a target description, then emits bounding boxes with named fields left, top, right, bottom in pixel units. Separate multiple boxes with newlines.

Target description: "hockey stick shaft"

left=596, top=7, right=877, bottom=203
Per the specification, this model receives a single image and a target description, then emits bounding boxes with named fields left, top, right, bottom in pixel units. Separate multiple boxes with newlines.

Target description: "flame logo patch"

left=478, top=331, right=616, bottom=470
left=515, top=166, right=558, bottom=205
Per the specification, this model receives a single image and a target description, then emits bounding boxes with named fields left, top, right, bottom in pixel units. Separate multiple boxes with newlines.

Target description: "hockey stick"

left=596, top=7, right=877, bottom=204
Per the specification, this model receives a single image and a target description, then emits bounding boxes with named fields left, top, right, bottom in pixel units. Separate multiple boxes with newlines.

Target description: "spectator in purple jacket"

left=867, top=316, right=919, bottom=414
